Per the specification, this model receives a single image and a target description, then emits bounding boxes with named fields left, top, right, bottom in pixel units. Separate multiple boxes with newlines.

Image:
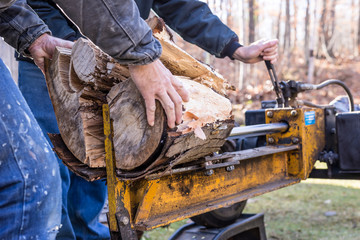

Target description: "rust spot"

left=178, top=177, right=194, bottom=197
left=167, top=183, right=175, bottom=191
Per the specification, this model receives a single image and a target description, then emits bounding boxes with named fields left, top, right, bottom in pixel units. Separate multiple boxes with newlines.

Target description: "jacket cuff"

left=220, top=38, right=243, bottom=60
left=21, top=26, right=51, bottom=57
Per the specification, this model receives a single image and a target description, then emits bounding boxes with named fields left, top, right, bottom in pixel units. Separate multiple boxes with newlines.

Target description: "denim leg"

left=18, top=60, right=75, bottom=240
left=18, top=60, right=110, bottom=240
left=0, top=58, right=61, bottom=239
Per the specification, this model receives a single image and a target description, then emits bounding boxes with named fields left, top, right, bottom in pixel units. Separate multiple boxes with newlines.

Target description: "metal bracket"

left=116, top=210, right=138, bottom=240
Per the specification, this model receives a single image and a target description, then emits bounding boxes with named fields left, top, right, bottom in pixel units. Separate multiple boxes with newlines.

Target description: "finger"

left=171, top=76, right=189, bottom=102
left=260, top=39, right=279, bottom=51
left=263, top=53, right=278, bottom=64
left=262, top=45, right=278, bottom=54
left=157, top=92, right=176, bottom=128
left=144, top=97, right=156, bottom=127
left=167, top=87, right=184, bottom=125
left=58, top=39, right=74, bottom=49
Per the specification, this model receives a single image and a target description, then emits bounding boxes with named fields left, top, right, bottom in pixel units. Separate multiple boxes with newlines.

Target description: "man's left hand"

left=232, top=39, right=278, bottom=64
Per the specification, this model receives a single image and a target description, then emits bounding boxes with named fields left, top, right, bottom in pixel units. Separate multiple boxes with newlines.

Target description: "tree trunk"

left=283, top=0, right=291, bottom=51
left=45, top=17, right=234, bottom=174
left=305, top=0, right=310, bottom=66
left=308, top=0, right=318, bottom=83
left=357, top=0, right=360, bottom=53
left=351, top=0, right=358, bottom=56
left=276, top=0, right=283, bottom=42
left=248, top=0, right=255, bottom=43
left=293, top=0, right=298, bottom=50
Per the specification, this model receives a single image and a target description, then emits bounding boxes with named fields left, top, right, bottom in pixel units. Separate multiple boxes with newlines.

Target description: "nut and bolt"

left=292, top=137, right=300, bottom=144
left=267, top=111, right=274, bottom=118
left=226, top=165, right=235, bottom=172
left=290, top=110, right=298, bottom=117
left=205, top=169, right=214, bottom=176
left=268, top=137, right=275, bottom=144
left=120, top=216, right=129, bottom=226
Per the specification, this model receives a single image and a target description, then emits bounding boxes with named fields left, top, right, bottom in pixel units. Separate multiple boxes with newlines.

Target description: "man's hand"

left=28, top=33, right=74, bottom=73
left=232, top=39, right=278, bottom=64
left=129, top=60, right=190, bottom=128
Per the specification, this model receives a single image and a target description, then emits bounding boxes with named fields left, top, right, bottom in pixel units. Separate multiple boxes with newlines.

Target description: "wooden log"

left=71, top=38, right=129, bottom=92
left=107, top=76, right=233, bottom=170
left=46, top=17, right=234, bottom=173
left=45, top=47, right=86, bottom=162
left=147, top=17, right=233, bottom=96
left=107, top=80, right=166, bottom=170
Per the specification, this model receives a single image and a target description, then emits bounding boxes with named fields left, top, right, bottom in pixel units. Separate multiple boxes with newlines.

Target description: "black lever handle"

left=264, top=60, right=285, bottom=107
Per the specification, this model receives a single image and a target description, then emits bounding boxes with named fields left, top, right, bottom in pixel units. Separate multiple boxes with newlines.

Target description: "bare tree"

left=276, top=0, right=283, bottom=41
left=283, top=0, right=291, bottom=50
left=305, top=0, right=310, bottom=65
left=319, top=0, right=337, bottom=58
left=248, top=0, right=255, bottom=43
left=351, top=0, right=358, bottom=56
left=358, top=0, right=360, bottom=54
left=308, top=0, right=318, bottom=83
left=293, top=0, right=298, bottom=50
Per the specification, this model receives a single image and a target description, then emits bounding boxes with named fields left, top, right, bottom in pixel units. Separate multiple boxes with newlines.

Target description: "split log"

left=147, top=17, right=234, bottom=95
left=45, top=17, right=234, bottom=173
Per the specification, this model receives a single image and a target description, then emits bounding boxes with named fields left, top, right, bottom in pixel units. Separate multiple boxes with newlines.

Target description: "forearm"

left=0, top=0, right=50, bottom=56
left=54, top=0, right=161, bottom=65
left=153, top=0, right=241, bottom=58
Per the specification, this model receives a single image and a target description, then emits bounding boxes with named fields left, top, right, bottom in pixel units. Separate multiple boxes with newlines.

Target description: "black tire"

left=190, top=200, right=247, bottom=228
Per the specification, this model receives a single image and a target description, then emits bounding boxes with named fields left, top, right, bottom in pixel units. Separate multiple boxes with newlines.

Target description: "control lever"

left=265, top=60, right=285, bottom=107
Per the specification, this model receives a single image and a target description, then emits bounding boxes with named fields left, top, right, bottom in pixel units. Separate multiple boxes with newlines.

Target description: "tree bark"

left=357, top=0, right=360, bottom=53
left=305, top=0, right=310, bottom=66
left=283, top=0, right=291, bottom=51
left=276, top=0, right=283, bottom=42
left=293, top=0, right=298, bottom=50
left=45, top=17, right=234, bottom=173
left=248, top=0, right=255, bottom=43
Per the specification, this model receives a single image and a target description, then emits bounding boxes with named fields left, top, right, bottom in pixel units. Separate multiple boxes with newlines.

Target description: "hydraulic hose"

left=299, top=79, right=355, bottom=111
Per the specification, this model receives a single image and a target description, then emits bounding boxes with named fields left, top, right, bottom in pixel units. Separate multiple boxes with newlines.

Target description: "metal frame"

left=103, top=106, right=326, bottom=238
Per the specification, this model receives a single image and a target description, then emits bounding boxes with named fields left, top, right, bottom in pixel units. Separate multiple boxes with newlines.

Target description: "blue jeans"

left=18, top=60, right=110, bottom=240
left=0, top=58, right=62, bottom=239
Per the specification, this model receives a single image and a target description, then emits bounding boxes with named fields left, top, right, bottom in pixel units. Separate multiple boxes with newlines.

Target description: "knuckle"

left=167, top=103, right=175, bottom=110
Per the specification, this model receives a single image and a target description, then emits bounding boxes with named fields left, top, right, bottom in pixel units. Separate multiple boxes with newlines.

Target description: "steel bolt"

left=205, top=169, right=214, bottom=176
left=268, top=137, right=275, bottom=144
left=120, top=216, right=129, bottom=226
left=290, top=110, right=298, bottom=117
left=292, top=137, right=300, bottom=144
left=267, top=111, right=274, bottom=118
left=226, top=165, right=235, bottom=172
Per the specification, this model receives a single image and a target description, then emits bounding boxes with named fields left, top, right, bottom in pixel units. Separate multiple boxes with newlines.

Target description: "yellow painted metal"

left=266, top=108, right=325, bottom=179
left=104, top=106, right=326, bottom=233
left=103, top=104, right=133, bottom=232
left=134, top=179, right=160, bottom=224
left=121, top=150, right=300, bottom=231
left=103, top=104, right=118, bottom=232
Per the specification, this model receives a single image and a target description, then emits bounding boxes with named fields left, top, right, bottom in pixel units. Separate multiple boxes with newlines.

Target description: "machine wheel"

left=190, top=200, right=247, bottom=228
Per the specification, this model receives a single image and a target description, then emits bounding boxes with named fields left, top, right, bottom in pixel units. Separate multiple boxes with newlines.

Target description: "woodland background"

left=1, top=0, right=360, bottom=122
left=175, top=0, right=360, bottom=123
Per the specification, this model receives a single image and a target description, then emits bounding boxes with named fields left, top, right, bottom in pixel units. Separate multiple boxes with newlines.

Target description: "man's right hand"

left=28, top=33, right=74, bottom=73
left=129, top=60, right=189, bottom=129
